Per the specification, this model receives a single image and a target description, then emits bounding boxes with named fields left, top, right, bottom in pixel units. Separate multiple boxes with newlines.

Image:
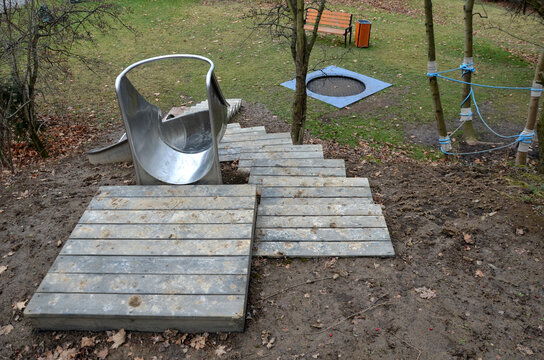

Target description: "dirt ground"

left=1, top=102, right=543, bottom=360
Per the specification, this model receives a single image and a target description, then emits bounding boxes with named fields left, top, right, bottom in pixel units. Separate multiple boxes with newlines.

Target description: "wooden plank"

left=259, top=197, right=372, bottom=206
left=79, top=209, right=254, bottom=224
left=89, top=196, right=256, bottom=210
left=220, top=132, right=291, bottom=143
left=227, top=123, right=241, bottom=128
left=50, top=255, right=248, bottom=275
left=254, top=241, right=395, bottom=257
left=224, top=126, right=265, bottom=134
left=250, top=158, right=345, bottom=168
left=219, top=144, right=323, bottom=156
left=38, top=273, right=247, bottom=295
left=70, top=224, right=252, bottom=239
left=260, top=186, right=372, bottom=198
left=241, top=152, right=323, bottom=161
left=61, top=239, right=252, bottom=256
left=25, top=293, right=245, bottom=331
left=97, top=185, right=256, bottom=198
left=250, top=167, right=345, bottom=177
left=220, top=137, right=292, bottom=147
left=257, top=204, right=383, bottom=216
left=257, top=215, right=386, bottom=228
left=256, top=228, right=389, bottom=241
left=249, top=176, right=369, bottom=187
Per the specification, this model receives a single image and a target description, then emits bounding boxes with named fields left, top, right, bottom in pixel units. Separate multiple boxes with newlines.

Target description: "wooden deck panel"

left=25, top=184, right=257, bottom=332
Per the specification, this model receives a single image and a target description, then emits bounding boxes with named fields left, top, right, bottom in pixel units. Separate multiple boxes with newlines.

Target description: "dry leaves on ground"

left=0, top=265, right=7, bottom=274
left=415, top=287, right=436, bottom=299
left=13, top=300, right=27, bottom=311
left=215, top=345, right=227, bottom=357
left=107, top=328, right=126, bottom=349
left=95, top=347, right=109, bottom=359
left=463, top=232, right=474, bottom=244
left=0, top=324, right=14, bottom=336
left=81, top=336, right=96, bottom=348
left=189, top=333, right=208, bottom=349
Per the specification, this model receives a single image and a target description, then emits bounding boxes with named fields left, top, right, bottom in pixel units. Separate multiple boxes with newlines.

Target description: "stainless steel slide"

left=113, top=54, right=229, bottom=185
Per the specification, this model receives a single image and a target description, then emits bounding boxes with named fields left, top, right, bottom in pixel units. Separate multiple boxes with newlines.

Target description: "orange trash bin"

left=355, top=20, right=371, bottom=48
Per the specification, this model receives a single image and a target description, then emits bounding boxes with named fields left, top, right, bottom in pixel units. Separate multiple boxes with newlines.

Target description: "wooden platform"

left=25, top=185, right=257, bottom=332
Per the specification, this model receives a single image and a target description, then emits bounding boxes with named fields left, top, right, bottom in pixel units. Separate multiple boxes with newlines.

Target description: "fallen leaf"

left=81, top=336, right=96, bottom=347
left=332, top=273, right=340, bottom=280
left=324, top=257, right=337, bottom=269
left=189, top=333, right=208, bottom=349
left=57, top=347, right=77, bottom=360
left=0, top=324, right=14, bottom=336
left=311, top=322, right=323, bottom=329
left=108, top=328, right=126, bottom=349
left=0, top=265, right=7, bottom=274
left=56, top=240, right=63, bottom=247
left=96, top=347, right=108, bottom=359
left=266, top=337, right=276, bottom=349
left=215, top=345, right=227, bottom=357
left=463, top=232, right=474, bottom=244
left=415, top=287, right=436, bottom=299
left=13, top=300, right=27, bottom=311
left=516, top=228, right=525, bottom=236
left=475, top=270, right=484, bottom=278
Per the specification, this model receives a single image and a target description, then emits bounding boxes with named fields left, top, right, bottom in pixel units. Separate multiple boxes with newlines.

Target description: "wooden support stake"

left=424, top=0, right=449, bottom=154
left=461, top=0, right=478, bottom=145
left=516, top=50, right=544, bottom=165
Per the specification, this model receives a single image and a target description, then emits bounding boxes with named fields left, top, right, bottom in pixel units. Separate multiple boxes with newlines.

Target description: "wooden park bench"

left=304, top=8, right=353, bottom=47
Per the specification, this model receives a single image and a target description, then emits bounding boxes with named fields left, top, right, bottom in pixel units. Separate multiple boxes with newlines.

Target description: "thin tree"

left=251, top=0, right=326, bottom=145
left=0, top=0, right=128, bottom=167
left=424, top=0, right=449, bottom=154
left=460, top=0, right=478, bottom=145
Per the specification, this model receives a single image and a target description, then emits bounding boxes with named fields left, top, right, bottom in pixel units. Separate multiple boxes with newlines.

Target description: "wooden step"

left=219, top=145, right=323, bottom=162
left=220, top=132, right=291, bottom=143
left=250, top=166, right=345, bottom=177
left=25, top=185, right=257, bottom=332
left=250, top=158, right=345, bottom=168
left=249, top=176, right=368, bottom=187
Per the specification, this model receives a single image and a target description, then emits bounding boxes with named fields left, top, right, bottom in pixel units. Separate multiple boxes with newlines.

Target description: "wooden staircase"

left=25, top=120, right=393, bottom=333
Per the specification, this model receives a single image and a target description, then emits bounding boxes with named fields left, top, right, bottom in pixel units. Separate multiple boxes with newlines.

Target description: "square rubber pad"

left=281, top=66, right=392, bottom=108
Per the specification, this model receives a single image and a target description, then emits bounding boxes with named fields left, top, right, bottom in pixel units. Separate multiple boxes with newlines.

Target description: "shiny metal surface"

left=115, top=54, right=229, bottom=185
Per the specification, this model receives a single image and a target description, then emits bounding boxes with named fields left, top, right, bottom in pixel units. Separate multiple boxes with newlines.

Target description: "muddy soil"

left=1, top=103, right=543, bottom=360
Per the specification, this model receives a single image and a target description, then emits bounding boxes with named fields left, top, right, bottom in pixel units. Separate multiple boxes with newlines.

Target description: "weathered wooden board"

left=26, top=293, right=245, bottom=332
left=221, top=132, right=291, bottom=143
left=257, top=204, right=383, bottom=216
left=38, top=274, right=247, bottom=295
left=219, top=137, right=292, bottom=150
left=249, top=158, right=345, bottom=168
left=70, top=223, right=253, bottom=239
left=224, top=126, right=265, bottom=134
left=25, top=185, right=258, bottom=332
left=98, top=185, right=254, bottom=198
left=250, top=176, right=369, bottom=187
left=219, top=144, right=322, bottom=156
left=256, top=228, right=390, bottom=241
left=254, top=241, right=395, bottom=257
left=250, top=166, right=345, bottom=177
left=241, top=152, right=323, bottom=161
left=88, top=196, right=256, bottom=210
left=62, top=240, right=252, bottom=256
left=79, top=209, right=254, bottom=224
left=259, top=197, right=373, bottom=205
left=260, top=187, right=373, bottom=198
left=50, top=255, right=248, bottom=275
left=257, top=215, right=386, bottom=228
left=226, top=123, right=241, bottom=129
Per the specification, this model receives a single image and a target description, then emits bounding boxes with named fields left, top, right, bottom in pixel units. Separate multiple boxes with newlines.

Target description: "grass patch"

left=18, top=0, right=541, bottom=161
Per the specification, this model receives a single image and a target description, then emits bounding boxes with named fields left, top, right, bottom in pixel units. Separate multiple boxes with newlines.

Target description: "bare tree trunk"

left=516, top=50, right=544, bottom=165
left=287, top=0, right=325, bottom=145
left=461, top=0, right=477, bottom=145
left=424, top=0, right=449, bottom=154
left=537, top=108, right=544, bottom=173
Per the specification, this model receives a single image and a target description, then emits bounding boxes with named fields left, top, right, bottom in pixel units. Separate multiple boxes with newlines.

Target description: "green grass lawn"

left=45, top=0, right=542, bottom=159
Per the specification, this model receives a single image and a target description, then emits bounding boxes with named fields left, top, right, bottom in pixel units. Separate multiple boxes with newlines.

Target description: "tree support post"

left=515, top=50, right=544, bottom=165
left=460, top=0, right=477, bottom=145
left=424, top=0, right=450, bottom=155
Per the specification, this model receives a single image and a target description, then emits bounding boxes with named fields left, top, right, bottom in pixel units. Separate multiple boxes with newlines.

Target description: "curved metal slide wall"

left=111, top=55, right=229, bottom=185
